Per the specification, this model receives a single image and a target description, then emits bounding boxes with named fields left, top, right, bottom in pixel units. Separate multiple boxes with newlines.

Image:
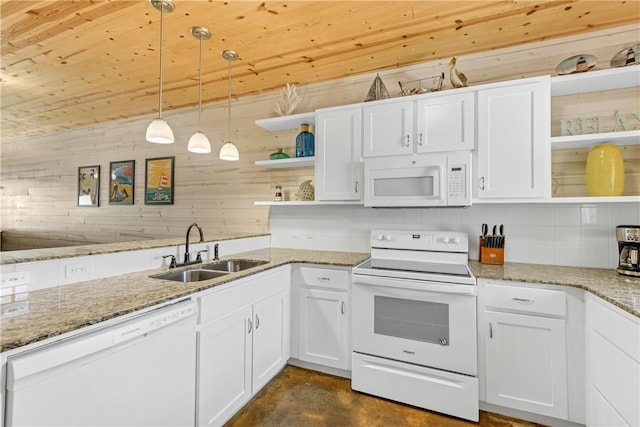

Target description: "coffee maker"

left=616, top=225, right=640, bottom=276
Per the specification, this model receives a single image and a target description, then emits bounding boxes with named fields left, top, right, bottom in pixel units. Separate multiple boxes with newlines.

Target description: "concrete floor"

left=225, top=365, right=546, bottom=427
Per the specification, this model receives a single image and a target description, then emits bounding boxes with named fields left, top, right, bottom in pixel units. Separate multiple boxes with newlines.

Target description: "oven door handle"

left=352, top=274, right=476, bottom=296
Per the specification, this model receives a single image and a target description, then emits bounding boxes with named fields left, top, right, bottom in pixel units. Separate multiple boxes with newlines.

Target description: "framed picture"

left=145, top=156, right=174, bottom=205
left=77, top=165, right=100, bottom=207
left=109, top=160, right=135, bottom=205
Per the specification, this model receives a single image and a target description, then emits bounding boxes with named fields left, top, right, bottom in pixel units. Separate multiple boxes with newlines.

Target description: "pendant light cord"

left=158, top=6, right=164, bottom=118
left=197, top=35, right=203, bottom=128
left=227, top=59, right=231, bottom=140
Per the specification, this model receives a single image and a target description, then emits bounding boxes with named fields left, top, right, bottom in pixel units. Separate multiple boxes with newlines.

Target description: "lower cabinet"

left=293, top=265, right=351, bottom=371
left=586, top=294, right=640, bottom=427
left=196, top=267, right=290, bottom=427
left=298, top=288, right=350, bottom=369
left=479, top=280, right=569, bottom=420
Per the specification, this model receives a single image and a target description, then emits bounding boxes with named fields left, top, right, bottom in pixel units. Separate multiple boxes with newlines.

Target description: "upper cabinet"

left=363, top=100, right=414, bottom=157
left=475, top=77, right=551, bottom=200
left=416, top=92, right=475, bottom=152
left=363, top=91, right=475, bottom=157
left=315, top=106, right=363, bottom=202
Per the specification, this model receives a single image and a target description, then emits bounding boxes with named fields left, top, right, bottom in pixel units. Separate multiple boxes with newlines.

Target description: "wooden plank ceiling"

left=1, top=0, right=638, bottom=141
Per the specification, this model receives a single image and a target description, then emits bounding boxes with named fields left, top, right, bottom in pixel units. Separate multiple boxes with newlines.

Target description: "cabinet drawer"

left=298, top=266, right=349, bottom=291
left=485, top=283, right=566, bottom=317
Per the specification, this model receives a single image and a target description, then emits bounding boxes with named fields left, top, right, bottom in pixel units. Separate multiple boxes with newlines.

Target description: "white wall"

left=269, top=203, right=640, bottom=269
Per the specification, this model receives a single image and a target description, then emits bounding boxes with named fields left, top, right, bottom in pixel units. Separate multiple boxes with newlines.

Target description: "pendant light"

left=219, top=50, right=240, bottom=161
left=146, top=0, right=175, bottom=144
left=187, top=26, right=212, bottom=154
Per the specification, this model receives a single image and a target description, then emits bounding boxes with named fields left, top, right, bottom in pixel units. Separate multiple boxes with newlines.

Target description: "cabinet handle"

left=317, top=276, right=331, bottom=282
left=489, top=322, right=493, bottom=339
left=354, top=181, right=358, bottom=193
left=255, top=314, right=260, bottom=330
left=418, top=133, right=424, bottom=146
left=479, top=176, right=485, bottom=190
left=513, top=297, right=534, bottom=304
left=247, top=318, right=253, bottom=334
left=404, top=134, right=411, bottom=147
left=341, top=301, right=345, bottom=315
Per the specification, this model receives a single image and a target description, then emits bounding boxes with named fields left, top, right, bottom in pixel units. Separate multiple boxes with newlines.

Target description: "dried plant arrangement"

left=274, top=83, right=301, bottom=116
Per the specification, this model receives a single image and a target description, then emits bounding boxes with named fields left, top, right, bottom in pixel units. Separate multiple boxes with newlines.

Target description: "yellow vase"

left=585, top=143, right=625, bottom=196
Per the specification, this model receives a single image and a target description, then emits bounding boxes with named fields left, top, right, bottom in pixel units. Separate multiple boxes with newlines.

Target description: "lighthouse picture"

left=145, top=156, right=174, bottom=205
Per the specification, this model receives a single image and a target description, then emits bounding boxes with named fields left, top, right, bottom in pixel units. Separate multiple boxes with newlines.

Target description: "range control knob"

left=452, top=237, right=461, bottom=244
left=376, top=234, right=384, bottom=241
left=442, top=237, right=451, bottom=243
left=385, top=234, right=392, bottom=241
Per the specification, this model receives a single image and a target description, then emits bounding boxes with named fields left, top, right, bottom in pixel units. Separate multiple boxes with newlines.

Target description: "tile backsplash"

left=269, top=203, right=640, bottom=269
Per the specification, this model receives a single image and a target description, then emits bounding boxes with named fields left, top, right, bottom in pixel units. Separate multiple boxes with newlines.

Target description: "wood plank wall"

left=1, top=25, right=638, bottom=251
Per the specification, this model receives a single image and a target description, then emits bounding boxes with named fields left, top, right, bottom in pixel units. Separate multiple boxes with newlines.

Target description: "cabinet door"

left=197, top=306, right=252, bottom=427
left=298, top=288, right=350, bottom=370
left=363, top=100, right=413, bottom=157
left=476, top=80, right=550, bottom=199
left=484, top=310, right=567, bottom=419
left=586, top=296, right=640, bottom=427
left=315, top=107, right=363, bottom=201
left=416, top=92, right=475, bottom=153
left=252, top=289, right=289, bottom=393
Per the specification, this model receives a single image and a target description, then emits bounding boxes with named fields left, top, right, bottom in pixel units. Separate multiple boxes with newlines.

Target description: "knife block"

left=479, top=238, right=505, bottom=265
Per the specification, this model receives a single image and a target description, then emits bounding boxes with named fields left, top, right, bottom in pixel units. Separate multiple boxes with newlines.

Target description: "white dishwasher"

left=4, top=299, right=198, bottom=427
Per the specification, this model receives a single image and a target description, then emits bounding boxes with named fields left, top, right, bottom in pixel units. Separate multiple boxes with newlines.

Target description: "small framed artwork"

left=77, top=165, right=100, bottom=207
left=109, top=160, right=135, bottom=205
left=145, top=156, right=174, bottom=205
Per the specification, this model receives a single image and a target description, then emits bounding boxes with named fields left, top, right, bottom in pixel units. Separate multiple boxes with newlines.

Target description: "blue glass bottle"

left=296, top=124, right=314, bottom=157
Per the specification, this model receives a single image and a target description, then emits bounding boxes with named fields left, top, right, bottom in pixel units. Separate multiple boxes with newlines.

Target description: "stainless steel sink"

left=153, top=269, right=228, bottom=283
left=201, top=259, right=269, bottom=272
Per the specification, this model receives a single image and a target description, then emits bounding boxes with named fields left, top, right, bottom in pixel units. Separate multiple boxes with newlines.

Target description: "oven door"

left=352, top=274, right=477, bottom=376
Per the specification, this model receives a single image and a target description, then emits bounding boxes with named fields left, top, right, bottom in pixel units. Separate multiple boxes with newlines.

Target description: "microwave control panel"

left=447, top=164, right=467, bottom=202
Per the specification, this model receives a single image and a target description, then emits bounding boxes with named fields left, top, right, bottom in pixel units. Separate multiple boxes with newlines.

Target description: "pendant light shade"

left=187, top=26, right=212, bottom=154
left=220, top=50, right=239, bottom=161
left=146, top=118, right=175, bottom=144
left=188, top=131, right=212, bottom=153
left=146, top=0, right=175, bottom=144
left=219, top=141, right=240, bottom=160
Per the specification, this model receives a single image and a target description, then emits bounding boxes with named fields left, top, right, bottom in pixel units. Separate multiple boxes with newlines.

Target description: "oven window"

left=374, top=296, right=449, bottom=345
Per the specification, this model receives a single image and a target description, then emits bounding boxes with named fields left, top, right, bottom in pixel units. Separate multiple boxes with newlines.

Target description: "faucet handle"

left=162, top=255, right=177, bottom=268
left=196, top=249, right=208, bottom=262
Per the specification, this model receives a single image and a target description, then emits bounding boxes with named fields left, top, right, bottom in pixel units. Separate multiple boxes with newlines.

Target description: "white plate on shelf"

left=555, top=54, right=597, bottom=75
left=610, top=43, right=640, bottom=68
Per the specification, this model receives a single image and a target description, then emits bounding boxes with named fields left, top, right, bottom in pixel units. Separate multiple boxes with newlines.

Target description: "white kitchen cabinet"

left=197, top=268, right=290, bottom=427
left=363, top=91, right=474, bottom=158
left=298, top=288, right=350, bottom=369
left=197, top=306, right=253, bottom=427
left=476, top=78, right=551, bottom=200
left=481, top=282, right=568, bottom=420
left=315, top=106, right=363, bottom=201
left=292, top=265, right=351, bottom=372
left=363, top=99, right=413, bottom=157
left=416, top=91, right=475, bottom=152
left=585, top=294, right=640, bottom=427
left=251, top=289, right=289, bottom=392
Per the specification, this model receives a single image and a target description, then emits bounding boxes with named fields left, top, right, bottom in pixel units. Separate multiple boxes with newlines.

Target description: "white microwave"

left=364, top=152, right=471, bottom=207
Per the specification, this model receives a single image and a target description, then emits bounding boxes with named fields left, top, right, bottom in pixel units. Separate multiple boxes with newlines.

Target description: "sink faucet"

left=184, top=223, right=204, bottom=264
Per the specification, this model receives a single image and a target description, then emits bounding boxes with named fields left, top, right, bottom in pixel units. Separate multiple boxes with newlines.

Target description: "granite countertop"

left=2, top=249, right=639, bottom=354
left=0, top=248, right=370, bottom=353
left=0, top=233, right=269, bottom=265
left=469, top=261, right=640, bottom=318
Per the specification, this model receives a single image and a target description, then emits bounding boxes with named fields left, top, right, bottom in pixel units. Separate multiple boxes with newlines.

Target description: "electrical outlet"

left=65, top=263, right=91, bottom=278
left=1, top=271, right=30, bottom=287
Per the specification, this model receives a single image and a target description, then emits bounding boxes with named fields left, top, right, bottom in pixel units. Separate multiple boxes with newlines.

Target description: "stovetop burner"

left=353, top=229, right=476, bottom=286
left=369, top=258, right=471, bottom=277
